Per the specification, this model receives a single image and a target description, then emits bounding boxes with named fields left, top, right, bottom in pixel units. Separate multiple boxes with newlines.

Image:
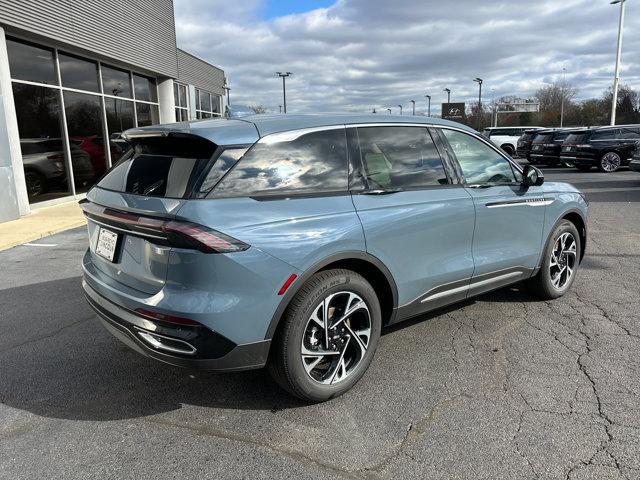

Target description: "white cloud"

left=174, top=0, right=640, bottom=115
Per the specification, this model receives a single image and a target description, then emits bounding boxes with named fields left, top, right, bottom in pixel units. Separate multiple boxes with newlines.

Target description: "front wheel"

left=598, top=152, right=622, bottom=172
left=527, top=220, right=581, bottom=300
left=268, top=269, right=381, bottom=402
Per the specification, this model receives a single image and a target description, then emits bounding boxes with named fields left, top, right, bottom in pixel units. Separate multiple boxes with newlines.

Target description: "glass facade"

left=195, top=88, right=222, bottom=119
left=174, top=82, right=189, bottom=121
left=6, top=37, right=161, bottom=204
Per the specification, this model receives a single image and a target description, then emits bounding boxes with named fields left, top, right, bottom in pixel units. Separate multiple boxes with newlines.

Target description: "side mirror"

left=523, top=164, right=544, bottom=187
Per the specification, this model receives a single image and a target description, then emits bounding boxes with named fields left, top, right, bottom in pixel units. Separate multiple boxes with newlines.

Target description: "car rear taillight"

left=79, top=200, right=249, bottom=254
left=163, top=221, right=248, bottom=253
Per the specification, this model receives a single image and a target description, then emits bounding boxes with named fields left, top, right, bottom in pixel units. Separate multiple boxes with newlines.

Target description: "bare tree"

left=535, top=81, right=578, bottom=112
left=248, top=105, right=268, bottom=114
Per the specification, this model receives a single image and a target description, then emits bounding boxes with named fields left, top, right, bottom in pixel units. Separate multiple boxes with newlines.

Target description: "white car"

left=482, top=127, right=544, bottom=157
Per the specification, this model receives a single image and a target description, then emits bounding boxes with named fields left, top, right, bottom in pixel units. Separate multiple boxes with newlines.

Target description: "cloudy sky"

left=174, top=0, right=639, bottom=115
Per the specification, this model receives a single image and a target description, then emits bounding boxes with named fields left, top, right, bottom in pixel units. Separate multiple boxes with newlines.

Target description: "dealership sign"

left=442, top=103, right=466, bottom=121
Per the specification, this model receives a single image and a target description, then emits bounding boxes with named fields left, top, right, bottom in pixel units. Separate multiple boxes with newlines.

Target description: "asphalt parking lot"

left=1, top=168, right=639, bottom=480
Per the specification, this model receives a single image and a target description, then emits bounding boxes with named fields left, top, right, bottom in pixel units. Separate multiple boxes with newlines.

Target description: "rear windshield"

left=96, top=135, right=220, bottom=199
left=565, top=133, right=589, bottom=143
left=520, top=132, right=537, bottom=141
left=533, top=134, right=551, bottom=143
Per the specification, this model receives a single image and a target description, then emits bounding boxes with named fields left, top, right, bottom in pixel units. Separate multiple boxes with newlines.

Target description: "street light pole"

left=410, top=100, right=416, bottom=115
left=425, top=95, right=431, bottom=116
left=610, top=0, right=626, bottom=126
left=473, top=78, right=483, bottom=131
left=560, top=68, right=566, bottom=128
left=387, top=108, right=392, bottom=114
left=278, top=105, right=282, bottom=114
left=276, top=72, right=292, bottom=113
left=443, top=88, right=451, bottom=104
left=398, top=104, right=403, bottom=115
left=223, top=84, right=231, bottom=106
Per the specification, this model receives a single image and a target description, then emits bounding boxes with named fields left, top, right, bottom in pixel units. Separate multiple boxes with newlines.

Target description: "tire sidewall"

left=282, top=270, right=381, bottom=401
left=539, top=221, right=581, bottom=298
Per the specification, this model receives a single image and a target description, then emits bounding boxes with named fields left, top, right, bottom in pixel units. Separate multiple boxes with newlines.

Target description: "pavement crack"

left=142, top=417, right=362, bottom=479
left=0, top=316, right=93, bottom=354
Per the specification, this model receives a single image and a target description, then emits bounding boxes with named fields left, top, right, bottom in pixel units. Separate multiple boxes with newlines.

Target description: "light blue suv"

left=81, top=114, right=588, bottom=401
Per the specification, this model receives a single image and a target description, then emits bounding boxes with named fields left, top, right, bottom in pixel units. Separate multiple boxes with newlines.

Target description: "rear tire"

left=527, top=220, right=581, bottom=300
left=268, top=269, right=382, bottom=402
left=598, top=152, right=622, bottom=172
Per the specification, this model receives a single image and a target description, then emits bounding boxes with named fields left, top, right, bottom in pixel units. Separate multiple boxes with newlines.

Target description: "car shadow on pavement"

left=0, top=274, right=592, bottom=422
left=0, top=276, right=305, bottom=422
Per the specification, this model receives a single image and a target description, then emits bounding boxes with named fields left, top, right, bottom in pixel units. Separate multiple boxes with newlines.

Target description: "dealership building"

left=0, top=0, right=226, bottom=223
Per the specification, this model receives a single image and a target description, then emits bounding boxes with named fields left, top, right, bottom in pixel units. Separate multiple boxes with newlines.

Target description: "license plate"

left=563, top=146, right=571, bottom=151
left=95, top=228, right=119, bottom=262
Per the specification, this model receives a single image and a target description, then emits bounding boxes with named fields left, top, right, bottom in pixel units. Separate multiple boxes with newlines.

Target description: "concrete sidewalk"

left=0, top=201, right=85, bottom=251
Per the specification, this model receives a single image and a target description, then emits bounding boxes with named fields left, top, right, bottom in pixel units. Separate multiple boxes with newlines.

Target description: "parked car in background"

left=81, top=114, right=588, bottom=402
left=529, top=129, right=579, bottom=167
left=561, top=125, right=640, bottom=172
left=516, top=129, right=543, bottom=160
left=482, top=127, right=544, bottom=157
left=630, top=141, right=640, bottom=173
left=20, top=138, right=94, bottom=198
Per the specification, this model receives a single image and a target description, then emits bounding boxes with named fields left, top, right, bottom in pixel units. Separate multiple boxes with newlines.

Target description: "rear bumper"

left=530, top=153, right=560, bottom=164
left=560, top=154, right=597, bottom=166
left=84, top=279, right=270, bottom=371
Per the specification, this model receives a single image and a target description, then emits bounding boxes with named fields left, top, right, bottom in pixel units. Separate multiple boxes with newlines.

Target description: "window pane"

left=195, top=90, right=201, bottom=110
left=591, top=130, right=617, bottom=140
left=442, top=129, right=516, bottom=184
left=102, top=65, right=132, bottom=98
left=58, top=53, right=99, bottom=92
left=133, top=74, right=157, bottom=102
left=12, top=83, right=70, bottom=202
left=136, top=102, right=160, bottom=127
left=173, top=83, right=179, bottom=105
left=200, top=90, right=212, bottom=111
left=63, top=91, right=107, bottom=189
left=620, top=129, right=640, bottom=140
left=211, top=95, right=221, bottom=114
left=196, top=148, right=248, bottom=197
left=105, top=99, right=134, bottom=163
left=213, top=128, right=348, bottom=197
left=357, top=127, right=447, bottom=189
left=6, top=39, right=57, bottom=85
left=179, top=85, right=188, bottom=108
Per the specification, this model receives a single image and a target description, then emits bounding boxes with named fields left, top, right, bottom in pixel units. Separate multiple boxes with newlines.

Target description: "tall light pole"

left=223, top=84, right=231, bottom=106
left=410, top=100, right=416, bottom=115
left=560, top=68, right=566, bottom=128
left=372, top=108, right=377, bottom=114
left=387, top=108, right=392, bottom=114
left=473, top=78, right=483, bottom=131
left=276, top=72, right=292, bottom=113
left=610, top=0, right=626, bottom=126
left=278, top=105, right=282, bottom=114
left=398, top=104, right=403, bottom=115
left=425, top=95, right=431, bottom=116
left=443, top=88, right=451, bottom=103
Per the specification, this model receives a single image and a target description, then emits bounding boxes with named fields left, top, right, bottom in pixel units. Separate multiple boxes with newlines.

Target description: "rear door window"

left=356, top=126, right=448, bottom=189
left=212, top=128, right=348, bottom=198
left=591, top=129, right=618, bottom=141
left=565, top=133, right=589, bottom=143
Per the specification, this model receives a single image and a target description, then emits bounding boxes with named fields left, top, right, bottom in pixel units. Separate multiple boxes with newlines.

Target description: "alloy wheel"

left=301, top=291, right=371, bottom=385
left=550, top=232, right=577, bottom=290
left=600, top=152, right=621, bottom=172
